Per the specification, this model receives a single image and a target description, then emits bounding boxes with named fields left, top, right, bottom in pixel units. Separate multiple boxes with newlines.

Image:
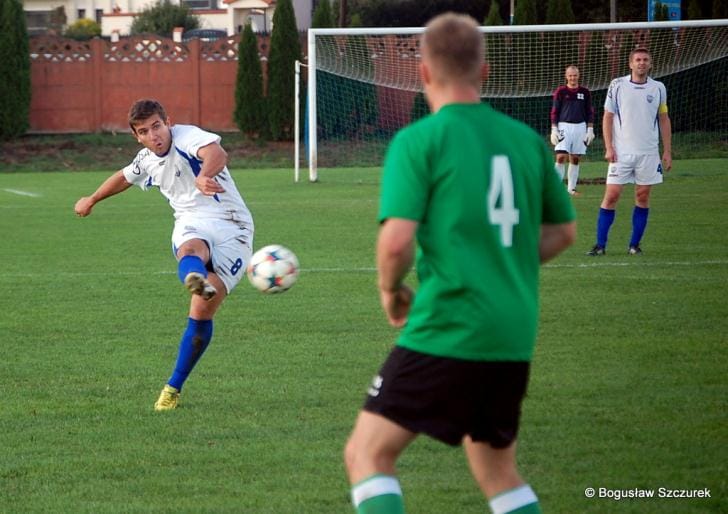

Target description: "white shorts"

left=172, top=217, right=254, bottom=294
left=606, top=154, right=664, bottom=186
left=555, top=122, right=587, bottom=156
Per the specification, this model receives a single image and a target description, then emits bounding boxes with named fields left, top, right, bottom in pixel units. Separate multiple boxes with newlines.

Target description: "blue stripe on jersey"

left=175, top=146, right=220, bottom=203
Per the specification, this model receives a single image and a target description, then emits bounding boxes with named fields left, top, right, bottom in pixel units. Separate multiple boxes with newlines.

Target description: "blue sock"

left=596, top=208, right=616, bottom=248
left=177, top=255, right=207, bottom=284
left=630, top=206, right=649, bottom=247
left=168, top=318, right=213, bottom=390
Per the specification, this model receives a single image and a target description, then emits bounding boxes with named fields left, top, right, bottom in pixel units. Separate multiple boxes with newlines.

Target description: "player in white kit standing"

left=74, top=99, right=254, bottom=410
left=587, top=48, right=672, bottom=256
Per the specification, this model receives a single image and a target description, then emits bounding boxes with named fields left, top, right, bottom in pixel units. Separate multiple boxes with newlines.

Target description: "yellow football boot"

left=154, top=385, right=180, bottom=411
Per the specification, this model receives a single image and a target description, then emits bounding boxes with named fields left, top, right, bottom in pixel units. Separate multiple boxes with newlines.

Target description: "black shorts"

left=363, top=346, right=530, bottom=448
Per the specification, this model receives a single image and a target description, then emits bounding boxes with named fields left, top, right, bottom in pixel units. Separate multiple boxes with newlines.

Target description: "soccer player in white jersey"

left=549, top=65, right=595, bottom=195
left=74, top=99, right=254, bottom=410
left=587, top=47, right=672, bottom=256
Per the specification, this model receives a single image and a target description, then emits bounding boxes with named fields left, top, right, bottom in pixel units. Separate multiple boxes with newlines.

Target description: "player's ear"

left=420, top=61, right=431, bottom=87
left=481, top=63, right=490, bottom=83
left=130, top=126, right=141, bottom=143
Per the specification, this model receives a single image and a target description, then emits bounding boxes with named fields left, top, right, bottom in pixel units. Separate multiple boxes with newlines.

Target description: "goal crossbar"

left=302, top=19, right=728, bottom=182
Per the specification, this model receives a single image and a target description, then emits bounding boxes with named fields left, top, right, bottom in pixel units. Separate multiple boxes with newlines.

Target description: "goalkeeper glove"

left=550, top=126, right=560, bottom=146
left=584, top=127, right=595, bottom=146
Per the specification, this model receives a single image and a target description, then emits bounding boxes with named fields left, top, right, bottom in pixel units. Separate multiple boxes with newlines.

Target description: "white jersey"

left=122, top=125, right=253, bottom=227
left=604, top=75, right=667, bottom=155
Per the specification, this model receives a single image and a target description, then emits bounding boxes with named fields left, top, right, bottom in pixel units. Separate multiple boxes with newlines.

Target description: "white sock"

left=489, top=484, right=539, bottom=514
left=554, top=162, right=565, bottom=181
left=351, top=474, right=402, bottom=508
left=567, top=163, right=580, bottom=191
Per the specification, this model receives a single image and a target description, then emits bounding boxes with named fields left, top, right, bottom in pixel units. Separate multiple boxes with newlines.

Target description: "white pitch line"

left=5, top=259, right=728, bottom=279
left=2, top=188, right=42, bottom=198
left=544, top=259, right=728, bottom=269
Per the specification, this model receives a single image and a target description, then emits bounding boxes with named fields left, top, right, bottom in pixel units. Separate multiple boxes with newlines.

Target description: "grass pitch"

left=1, top=160, right=726, bottom=513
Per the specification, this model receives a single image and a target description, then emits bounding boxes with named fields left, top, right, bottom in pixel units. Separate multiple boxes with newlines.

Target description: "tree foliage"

left=484, top=0, right=503, bottom=25
left=355, top=0, right=490, bottom=27
left=546, top=0, right=575, bottom=24
left=130, top=0, right=199, bottom=38
left=266, top=0, right=301, bottom=140
left=713, top=0, right=728, bottom=18
left=687, top=0, right=702, bottom=18
left=64, top=18, right=102, bottom=40
left=234, top=23, right=266, bottom=138
left=0, top=0, right=31, bottom=140
left=49, top=6, right=67, bottom=35
left=514, top=0, right=538, bottom=24
left=312, top=0, right=334, bottom=28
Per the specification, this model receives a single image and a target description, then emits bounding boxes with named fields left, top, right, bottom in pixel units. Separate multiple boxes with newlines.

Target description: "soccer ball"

left=246, top=244, right=299, bottom=294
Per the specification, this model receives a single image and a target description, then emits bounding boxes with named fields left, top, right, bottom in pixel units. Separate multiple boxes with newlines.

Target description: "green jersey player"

left=343, top=13, right=576, bottom=514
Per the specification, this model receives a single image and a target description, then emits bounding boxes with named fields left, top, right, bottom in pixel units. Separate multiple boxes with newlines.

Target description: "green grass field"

left=1, top=160, right=726, bottom=513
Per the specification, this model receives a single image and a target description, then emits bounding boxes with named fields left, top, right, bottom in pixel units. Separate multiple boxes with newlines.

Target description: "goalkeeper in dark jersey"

left=343, top=13, right=576, bottom=514
left=550, top=65, right=595, bottom=195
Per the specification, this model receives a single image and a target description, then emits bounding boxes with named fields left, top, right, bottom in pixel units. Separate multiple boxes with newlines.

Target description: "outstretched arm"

left=74, top=170, right=132, bottom=217
left=540, top=221, right=576, bottom=263
left=195, top=142, right=228, bottom=196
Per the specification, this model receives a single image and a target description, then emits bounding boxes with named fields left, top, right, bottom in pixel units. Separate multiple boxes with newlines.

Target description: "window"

left=182, top=0, right=218, bottom=9
left=25, top=11, right=51, bottom=35
left=95, top=9, right=103, bottom=23
left=77, top=8, right=86, bottom=19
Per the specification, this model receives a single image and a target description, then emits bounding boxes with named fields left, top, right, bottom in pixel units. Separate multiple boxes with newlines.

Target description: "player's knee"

left=635, top=189, right=650, bottom=205
left=602, top=190, right=621, bottom=207
left=176, top=239, right=210, bottom=260
left=343, top=438, right=356, bottom=469
left=344, top=436, right=397, bottom=478
left=344, top=437, right=368, bottom=477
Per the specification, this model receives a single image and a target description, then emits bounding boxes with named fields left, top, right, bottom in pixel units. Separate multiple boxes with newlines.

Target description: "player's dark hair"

left=629, top=47, right=651, bottom=61
left=128, top=99, right=168, bottom=132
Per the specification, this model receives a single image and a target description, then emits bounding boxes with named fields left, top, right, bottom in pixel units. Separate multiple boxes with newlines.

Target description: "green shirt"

left=379, top=102, right=575, bottom=361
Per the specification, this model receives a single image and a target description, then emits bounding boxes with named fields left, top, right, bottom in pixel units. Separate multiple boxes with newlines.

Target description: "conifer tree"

left=713, top=0, right=728, bottom=18
left=514, top=0, right=537, bottom=24
left=546, top=0, right=575, bottom=24
left=687, top=0, right=702, bottom=19
left=312, top=0, right=334, bottom=29
left=484, top=0, right=503, bottom=25
left=234, top=23, right=266, bottom=137
left=0, top=0, right=31, bottom=140
left=267, top=0, right=301, bottom=140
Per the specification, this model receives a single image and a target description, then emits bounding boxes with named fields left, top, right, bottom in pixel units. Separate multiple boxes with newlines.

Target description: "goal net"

left=301, top=20, right=728, bottom=181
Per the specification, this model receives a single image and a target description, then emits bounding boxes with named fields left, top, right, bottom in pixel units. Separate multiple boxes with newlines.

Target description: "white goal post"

left=299, top=19, right=728, bottom=182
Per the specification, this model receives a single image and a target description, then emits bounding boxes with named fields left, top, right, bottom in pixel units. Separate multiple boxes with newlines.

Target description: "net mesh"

left=308, top=22, right=728, bottom=169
